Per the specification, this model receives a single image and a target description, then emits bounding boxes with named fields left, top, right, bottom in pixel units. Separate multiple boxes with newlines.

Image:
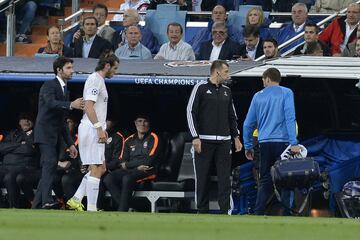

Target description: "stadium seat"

left=134, top=132, right=195, bottom=212
left=144, top=4, right=187, bottom=45
left=227, top=6, right=270, bottom=34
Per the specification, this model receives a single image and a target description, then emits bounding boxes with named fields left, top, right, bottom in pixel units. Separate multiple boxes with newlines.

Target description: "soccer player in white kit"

left=67, top=53, right=119, bottom=211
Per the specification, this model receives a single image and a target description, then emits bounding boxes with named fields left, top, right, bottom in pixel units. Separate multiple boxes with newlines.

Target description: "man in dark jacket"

left=32, top=57, right=84, bottom=209
left=103, top=115, right=160, bottom=211
left=197, top=22, right=241, bottom=60
left=239, top=25, right=264, bottom=61
left=72, top=17, right=112, bottom=58
left=0, top=113, right=38, bottom=208
left=186, top=60, right=243, bottom=214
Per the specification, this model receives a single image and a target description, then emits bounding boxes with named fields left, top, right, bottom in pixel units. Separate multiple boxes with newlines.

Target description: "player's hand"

left=192, top=138, right=201, bottom=153
left=69, top=144, right=78, bottom=159
left=137, top=165, right=153, bottom=172
left=72, top=30, right=81, bottom=43
left=234, top=137, right=243, bottom=152
left=245, top=149, right=254, bottom=160
left=120, top=162, right=127, bottom=169
left=97, top=128, right=108, bottom=143
left=70, top=98, right=85, bottom=110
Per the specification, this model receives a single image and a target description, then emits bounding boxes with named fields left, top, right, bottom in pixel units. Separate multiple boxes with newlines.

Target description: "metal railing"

left=255, top=0, right=360, bottom=61
left=1, top=0, right=21, bottom=56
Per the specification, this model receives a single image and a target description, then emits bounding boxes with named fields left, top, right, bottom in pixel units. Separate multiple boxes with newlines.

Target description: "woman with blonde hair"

left=244, top=7, right=272, bottom=40
left=37, top=26, right=73, bottom=57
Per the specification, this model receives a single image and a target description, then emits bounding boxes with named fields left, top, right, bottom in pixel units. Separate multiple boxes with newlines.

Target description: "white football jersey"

left=81, top=72, right=108, bottom=127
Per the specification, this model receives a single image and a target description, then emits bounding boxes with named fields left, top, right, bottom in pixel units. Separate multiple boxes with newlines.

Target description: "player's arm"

left=84, top=100, right=107, bottom=143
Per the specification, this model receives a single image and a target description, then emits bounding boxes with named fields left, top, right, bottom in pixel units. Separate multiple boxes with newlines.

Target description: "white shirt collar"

left=97, top=24, right=106, bottom=34
left=56, top=76, right=66, bottom=93
left=293, top=22, right=305, bottom=33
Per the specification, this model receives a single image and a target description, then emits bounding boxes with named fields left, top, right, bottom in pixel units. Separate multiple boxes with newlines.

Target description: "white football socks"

left=86, top=175, right=100, bottom=212
left=73, top=172, right=90, bottom=202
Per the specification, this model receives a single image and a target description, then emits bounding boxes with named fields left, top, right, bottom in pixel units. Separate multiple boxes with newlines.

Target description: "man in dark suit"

left=239, top=25, right=264, bottom=61
left=197, top=22, right=241, bottom=60
left=32, top=57, right=84, bottom=209
left=72, top=16, right=112, bottom=58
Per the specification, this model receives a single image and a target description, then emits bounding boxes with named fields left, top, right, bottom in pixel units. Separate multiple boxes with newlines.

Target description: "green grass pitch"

left=0, top=209, right=359, bottom=240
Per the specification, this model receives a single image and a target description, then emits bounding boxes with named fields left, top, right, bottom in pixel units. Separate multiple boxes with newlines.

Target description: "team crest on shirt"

left=224, top=91, right=228, bottom=97
left=106, top=137, right=112, bottom=144
left=92, top=89, right=98, bottom=95
left=104, top=97, right=108, bottom=102
left=130, top=145, right=136, bottom=151
left=143, top=141, right=148, bottom=148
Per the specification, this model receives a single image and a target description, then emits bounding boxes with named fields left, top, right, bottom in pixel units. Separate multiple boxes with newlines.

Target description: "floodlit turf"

left=0, top=210, right=359, bottom=240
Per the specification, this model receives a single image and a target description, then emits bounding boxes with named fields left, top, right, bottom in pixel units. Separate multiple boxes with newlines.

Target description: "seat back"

left=145, top=4, right=187, bottom=45
left=227, top=6, right=270, bottom=33
left=177, top=141, right=195, bottom=181
left=157, top=132, right=192, bottom=181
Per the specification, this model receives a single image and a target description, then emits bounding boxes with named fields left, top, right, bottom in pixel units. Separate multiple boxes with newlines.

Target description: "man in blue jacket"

left=243, top=67, right=300, bottom=215
left=189, top=5, right=243, bottom=55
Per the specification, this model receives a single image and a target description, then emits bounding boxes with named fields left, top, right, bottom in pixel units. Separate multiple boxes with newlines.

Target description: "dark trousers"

left=194, top=140, right=232, bottom=214
left=32, top=144, right=58, bottom=208
left=255, top=142, right=292, bottom=215
left=0, top=166, right=37, bottom=208
left=103, top=168, right=152, bottom=211
left=16, top=169, right=41, bottom=204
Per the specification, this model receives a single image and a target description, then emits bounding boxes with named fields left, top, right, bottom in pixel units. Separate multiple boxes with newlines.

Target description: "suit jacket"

left=73, top=35, right=112, bottom=58
left=239, top=39, right=264, bottom=60
left=34, top=78, right=73, bottom=147
left=98, top=25, right=116, bottom=43
left=197, top=39, right=241, bottom=60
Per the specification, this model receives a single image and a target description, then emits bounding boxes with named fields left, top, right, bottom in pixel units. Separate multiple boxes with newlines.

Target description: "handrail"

left=255, top=0, right=360, bottom=61
left=0, top=0, right=20, bottom=13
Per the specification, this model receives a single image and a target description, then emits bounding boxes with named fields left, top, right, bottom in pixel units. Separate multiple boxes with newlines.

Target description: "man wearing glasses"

left=197, top=22, right=241, bottom=60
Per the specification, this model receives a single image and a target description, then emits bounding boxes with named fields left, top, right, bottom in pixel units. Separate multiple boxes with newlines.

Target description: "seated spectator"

left=0, top=113, right=38, bottom=208
left=113, top=0, right=150, bottom=21
left=302, top=41, right=325, bottom=55
left=197, top=22, right=241, bottom=60
left=277, top=3, right=309, bottom=54
left=115, top=25, right=152, bottom=60
left=263, top=38, right=280, bottom=59
left=93, top=4, right=116, bottom=43
left=343, top=27, right=360, bottom=57
left=148, top=0, right=192, bottom=11
left=293, top=23, right=331, bottom=56
left=72, top=17, right=112, bottom=58
left=37, top=26, right=74, bottom=57
left=189, top=5, right=243, bottom=55
left=310, top=0, right=354, bottom=13
left=14, top=0, right=37, bottom=43
left=154, top=22, right=195, bottom=60
left=244, top=7, right=272, bottom=41
left=239, top=25, right=264, bottom=61
left=112, top=9, right=159, bottom=54
left=319, top=3, right=360, bottom=56
left=103, top=114, right=161, bottom=211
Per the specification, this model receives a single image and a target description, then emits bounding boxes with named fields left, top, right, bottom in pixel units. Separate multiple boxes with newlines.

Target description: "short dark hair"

left=83, top=16, right=98, bottom=27
left=210, top=60, right=229, bottom=74
left=263, top=38, right=278, bottom=48
left=167, top=22, right=183, bottom=34
left=134, top=114, right=150, bottom=122
left=93, top=3, right=108, bottom=16
left=262, top=68, right=281, bottom=83
left=95, top=51, right=119, bottom=71
left=18, top=112, right=34, bottom=122
left=305, top=22, right=319, bottom=33
left=243, top=25, right=260, bottom=38
left=53, top=56, right=73, bottom=75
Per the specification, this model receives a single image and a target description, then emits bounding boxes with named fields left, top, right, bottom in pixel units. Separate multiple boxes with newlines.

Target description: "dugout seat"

left=144, top=4, right=187, bottom=45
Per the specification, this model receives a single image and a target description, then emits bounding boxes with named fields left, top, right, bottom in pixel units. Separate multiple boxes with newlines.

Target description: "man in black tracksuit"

left=103, top=115, right=161, bottom=211
left=187, top=60, right=243, bottom=214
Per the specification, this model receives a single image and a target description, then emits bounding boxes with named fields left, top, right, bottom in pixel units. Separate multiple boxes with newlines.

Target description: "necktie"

left=63, top=85, right=68, bottom=98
